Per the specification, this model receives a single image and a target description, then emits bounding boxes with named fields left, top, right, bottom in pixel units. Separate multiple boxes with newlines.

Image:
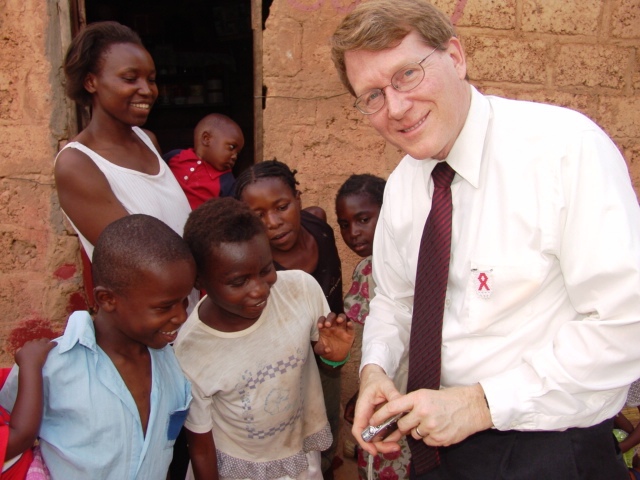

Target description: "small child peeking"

left=336, top=174, right=411, bottom=480
left=167, top=113, right=244, bottom=209
left=0, top=214, right=195, bottom=479
left=175, top=197, right=355, bottom=480
left=0, top=339, right=55, bottom=479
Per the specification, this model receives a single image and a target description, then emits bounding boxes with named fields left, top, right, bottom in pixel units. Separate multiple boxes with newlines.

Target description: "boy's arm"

left=314, top=312, right=354, bottom=363
left=7, top=339, right=56, bottom=459
left=185, top=428, right=219, bottom=480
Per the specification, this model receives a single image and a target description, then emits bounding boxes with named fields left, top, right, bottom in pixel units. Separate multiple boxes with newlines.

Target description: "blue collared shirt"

left=0, top=311, right=191, bottom=479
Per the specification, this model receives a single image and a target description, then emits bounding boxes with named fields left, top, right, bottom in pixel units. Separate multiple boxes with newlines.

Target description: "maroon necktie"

left=406, top=161, right=456, bottom=475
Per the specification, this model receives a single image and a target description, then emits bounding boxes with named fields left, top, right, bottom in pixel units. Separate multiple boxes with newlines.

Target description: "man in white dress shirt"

left=331, top=1, right=640, bottom=478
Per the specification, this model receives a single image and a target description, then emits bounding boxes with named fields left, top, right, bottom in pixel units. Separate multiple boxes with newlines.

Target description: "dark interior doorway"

left=85, top=0, right=255, bottom=175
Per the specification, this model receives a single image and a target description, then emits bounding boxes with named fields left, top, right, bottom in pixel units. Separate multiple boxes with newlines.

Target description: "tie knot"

left=432, top=162, right=455, bottom=188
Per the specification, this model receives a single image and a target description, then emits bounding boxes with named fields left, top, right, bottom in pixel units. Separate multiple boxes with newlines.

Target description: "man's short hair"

left=331, top=0, right=455, bottom=96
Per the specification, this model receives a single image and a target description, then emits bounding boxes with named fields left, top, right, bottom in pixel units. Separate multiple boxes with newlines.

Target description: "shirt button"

left=445, top=299, right=451, bottom=307
left=197, top=160, right=202, bottom=164
left=190, top=167, right=195, bottom=172
left=183, top=176, right=188, bottom=180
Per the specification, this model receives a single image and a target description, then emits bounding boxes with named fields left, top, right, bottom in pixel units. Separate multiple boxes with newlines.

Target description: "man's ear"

left=446, top=36, right=467, bottom=81
left=94, top=286, right=117, bottom=312
left=84, top=73, right=98, bottom=94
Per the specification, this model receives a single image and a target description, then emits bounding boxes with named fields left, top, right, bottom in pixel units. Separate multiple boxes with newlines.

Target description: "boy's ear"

left=94, top=286, right=117, bottom=312
left=201, top=131, right=212, bottom=147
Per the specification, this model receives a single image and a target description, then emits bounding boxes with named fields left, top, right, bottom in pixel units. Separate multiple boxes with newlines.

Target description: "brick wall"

left=0, top=1, right=80, bottom=364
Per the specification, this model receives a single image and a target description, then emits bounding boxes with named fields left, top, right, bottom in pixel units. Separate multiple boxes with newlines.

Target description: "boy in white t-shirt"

left=175, top=197, right=354, bottom=480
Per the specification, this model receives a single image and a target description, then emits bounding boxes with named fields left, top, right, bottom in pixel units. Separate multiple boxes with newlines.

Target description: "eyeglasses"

left=354, top=47, right=439, bottom=115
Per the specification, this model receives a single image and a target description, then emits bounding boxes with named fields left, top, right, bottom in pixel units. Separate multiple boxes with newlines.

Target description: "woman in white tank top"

left=54, top=22, right=196, bottom=311
left=55, top=21, right=191, bottom=258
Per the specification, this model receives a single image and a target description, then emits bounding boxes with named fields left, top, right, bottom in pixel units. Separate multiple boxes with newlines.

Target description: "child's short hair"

left=92, top=214, right=194, bottom=294
left=336, top=173, right=386, bottom=207
left=234, top=159, right=299, bottom=199
left=184, top=198, right=265, bottom=273
left=193, top=113, right=239, bottom=144
left=64, top=21, right=144, bottom=107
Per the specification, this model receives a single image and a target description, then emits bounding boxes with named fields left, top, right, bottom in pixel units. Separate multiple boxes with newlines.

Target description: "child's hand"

left=314, top=312, right=354, bottom=361
left=15, top=338, right=57, bottom=370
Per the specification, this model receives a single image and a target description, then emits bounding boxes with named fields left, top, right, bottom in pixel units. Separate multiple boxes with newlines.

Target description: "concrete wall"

left=261, top=0, right=640, bottom=416
left=0, top=0, right=81, bottom=364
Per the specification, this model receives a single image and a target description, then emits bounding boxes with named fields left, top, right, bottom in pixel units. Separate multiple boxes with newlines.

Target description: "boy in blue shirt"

left=0, top=214, right=195, bottom=479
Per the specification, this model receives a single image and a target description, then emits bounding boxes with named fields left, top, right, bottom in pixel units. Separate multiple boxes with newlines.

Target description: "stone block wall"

left=0, top=0, right=81, bottom=364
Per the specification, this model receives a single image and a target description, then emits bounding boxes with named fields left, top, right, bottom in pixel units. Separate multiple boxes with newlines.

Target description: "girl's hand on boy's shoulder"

left=15, top=338, right=57, bottom=370
left=314, top=312, right=355, bottom=360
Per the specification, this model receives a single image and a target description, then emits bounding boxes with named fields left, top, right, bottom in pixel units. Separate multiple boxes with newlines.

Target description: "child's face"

left=200, top=123, right=245, bottom=172
left=85, top=43, right=158, bottom=126
left=199, top=234, right=277, bottom=325
left=107, top=259, right=196, bottom=349
left=239, top=178, right=302, bottom=254
left=336, top=194, right=380, bottom=258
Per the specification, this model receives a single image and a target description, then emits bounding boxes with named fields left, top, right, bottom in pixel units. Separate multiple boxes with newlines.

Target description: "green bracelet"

left=320, top=352, right=350, bottom=368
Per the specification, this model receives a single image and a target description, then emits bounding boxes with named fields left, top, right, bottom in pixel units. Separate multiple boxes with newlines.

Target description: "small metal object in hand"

left=361, top=412, right=405, bottom=443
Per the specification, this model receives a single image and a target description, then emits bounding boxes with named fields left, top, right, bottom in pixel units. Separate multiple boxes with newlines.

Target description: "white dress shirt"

left=363, top=85, right=640, bottom=432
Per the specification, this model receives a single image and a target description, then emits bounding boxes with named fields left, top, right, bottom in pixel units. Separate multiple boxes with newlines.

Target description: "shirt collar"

left=444, top=85, right=490, bottom=189
left=57, top=311, right=98, bottom=354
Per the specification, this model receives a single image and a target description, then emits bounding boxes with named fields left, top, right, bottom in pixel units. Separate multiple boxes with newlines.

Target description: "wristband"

left=320, top=352, right=350, bottom=368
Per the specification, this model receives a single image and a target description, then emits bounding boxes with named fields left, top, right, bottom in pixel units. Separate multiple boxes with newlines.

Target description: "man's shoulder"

left=487, top=94, right=598, bottom=134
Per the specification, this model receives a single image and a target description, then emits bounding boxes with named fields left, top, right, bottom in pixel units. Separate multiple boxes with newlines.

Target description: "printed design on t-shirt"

left=244, top=354, right=303, bottom=390
left=264, top=388, right=291, bottom=415
left=237, top=350, right=306, bottom=440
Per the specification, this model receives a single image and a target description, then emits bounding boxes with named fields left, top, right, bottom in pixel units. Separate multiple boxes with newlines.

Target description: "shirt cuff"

left=360, top=340, right=399, bottom=380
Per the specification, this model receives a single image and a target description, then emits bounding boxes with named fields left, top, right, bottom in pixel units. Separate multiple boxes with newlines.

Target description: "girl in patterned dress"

left=336, top=174, right=411, bottom=480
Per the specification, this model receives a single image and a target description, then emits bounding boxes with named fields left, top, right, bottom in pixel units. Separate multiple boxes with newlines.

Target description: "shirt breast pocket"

left=463, top=262, right=544, bottom=336
left=165, top=407, right=189, bottom=448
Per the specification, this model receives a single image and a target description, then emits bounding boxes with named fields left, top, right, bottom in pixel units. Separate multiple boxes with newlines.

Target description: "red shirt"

left=167, top=148, right=235, bottom=210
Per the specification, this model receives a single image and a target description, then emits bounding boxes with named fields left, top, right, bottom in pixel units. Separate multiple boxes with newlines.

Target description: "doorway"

left=84, top=0, right=257, bottom=175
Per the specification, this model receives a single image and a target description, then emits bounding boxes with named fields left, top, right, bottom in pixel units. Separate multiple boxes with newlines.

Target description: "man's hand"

left=352, top=364, right=403, bottom=456
left=371, top=384, right=493, bottom=448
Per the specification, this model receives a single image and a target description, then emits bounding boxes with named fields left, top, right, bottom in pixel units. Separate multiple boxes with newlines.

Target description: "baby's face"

left=202, top=124, right=244, bottom=172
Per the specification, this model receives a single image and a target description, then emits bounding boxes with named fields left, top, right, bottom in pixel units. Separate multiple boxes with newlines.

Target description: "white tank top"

left=55, top=127, right=192, bottom=259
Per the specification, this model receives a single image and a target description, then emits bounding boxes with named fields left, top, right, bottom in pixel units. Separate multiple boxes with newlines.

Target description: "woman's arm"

left=185, top=428, right=219, bottom=480
left=54, top=148, right=129, bottom=246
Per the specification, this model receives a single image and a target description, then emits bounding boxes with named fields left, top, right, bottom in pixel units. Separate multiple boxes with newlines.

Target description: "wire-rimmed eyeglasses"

left=354, top=47, right=439, bottom=115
